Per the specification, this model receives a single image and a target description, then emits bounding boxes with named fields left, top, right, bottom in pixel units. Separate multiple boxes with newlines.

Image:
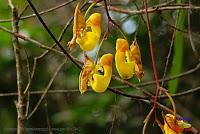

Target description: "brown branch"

left=8, top=0, right=26, bottom=134
left=0, top=0, right=76, bottom=23
left=188, top=0, right=200, bottom=60
left=0, top=25, right=65, bottom=55
left=1, top=2, right=200, bottom=23
left=161, top=7, right=180, bottom=87
left=27, top=59, right=66, bottom=119
left=109, top=4, right=200, bottom=16
left=136, top=62, right=200, bottom=87
left=26, top=0, right=81, bottom=69
left=0, top=89, right=79, bottom=97
left=1, top=86, right=199, bottom=100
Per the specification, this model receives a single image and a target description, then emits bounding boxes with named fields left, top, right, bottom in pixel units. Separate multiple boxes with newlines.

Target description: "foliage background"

left=0, top=0, right=200, bottom=133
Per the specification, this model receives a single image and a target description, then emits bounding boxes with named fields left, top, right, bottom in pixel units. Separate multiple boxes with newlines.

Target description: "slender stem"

left=143, top=0, right=161, bottom=131
left=144, top=0, right=160, bottom=91
left=94, top=32, right=108, bottom=64
left=142, top=108, right=154, bottom=134
left=143, top=0, right=160, bottom=114
left=84, top=1, right=97, bottom=19
left=8, top=0, right=26, bottom=134
left=103, top=0, right=127, bottom=40
left=0, top=0, right=76, bottom=23
left=108, top=4, right=200, bottom=16
left=160, top=87, right=176, bottom=118
left=161, top=9, right=180, bottom=87
left=26, top=0, right=81, bottom=69
left=188, top=0, right=200, bottom=60
left=27, top=60, right=66, bottom=119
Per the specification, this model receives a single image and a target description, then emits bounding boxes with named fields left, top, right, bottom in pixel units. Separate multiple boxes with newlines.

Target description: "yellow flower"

left=115, top=38, right=143, bottom=80
left=68, top=3, right=101, bottom=51
left=79, top=54, right=113, bottom=94
left=89, top=54, right=113, bottom=93
left=163, top=114, right=191, bottom=134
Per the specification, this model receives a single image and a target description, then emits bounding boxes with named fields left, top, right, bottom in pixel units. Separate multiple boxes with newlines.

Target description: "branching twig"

left=27, top=60, right=66, bottom=119
left=1, top=86, right=199, bottom=101
left=109, top=4, right=200, bottom=16
left=161, top=8, right=180, bottom=87
left=188, top=0, right=200, bottom=61
left=26, top=0, right=81, bottom=69
left=0, top=0, right=76, bottom=23
left=8, top=0, right=26, bottom=134
left=143, top=0, right=160, bottom=111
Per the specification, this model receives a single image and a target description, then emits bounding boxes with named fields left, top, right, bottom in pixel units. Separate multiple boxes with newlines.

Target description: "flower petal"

left=68, top=3, right=86, bottom=50
left=89, top=54, right=113, bottom=93
left=115, top=38, right=135, bottom=79
left=130, top=39, right=144, bottom=80
left=76, top=13, right=101, bottom=51
left=79, top=54, right=94, bottom=94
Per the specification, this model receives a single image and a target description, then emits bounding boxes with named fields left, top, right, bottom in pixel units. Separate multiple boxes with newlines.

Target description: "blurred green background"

left=0, top=0, right=200, bottom=133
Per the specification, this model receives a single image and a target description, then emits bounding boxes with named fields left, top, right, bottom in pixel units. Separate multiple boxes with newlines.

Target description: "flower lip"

left=116, top=38, right=129, bottom=52
left=100, top=54, right=113, bottom=66
left=87, top=13, right=101, bottom=26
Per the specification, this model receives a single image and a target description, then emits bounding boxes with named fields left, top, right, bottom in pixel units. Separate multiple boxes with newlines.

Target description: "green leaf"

left=168, top=0, right=185, bottom=93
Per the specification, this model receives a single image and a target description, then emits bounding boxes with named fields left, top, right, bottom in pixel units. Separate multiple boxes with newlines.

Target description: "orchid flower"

left=115, top=38, right=143, bottom=80
left=89, top=54, right=113, bottom=93
left=68, top=3, right=101, bottom=51
left=163, top=114, right=192, bottom=134
left=79, top=54, right=113, bottom=94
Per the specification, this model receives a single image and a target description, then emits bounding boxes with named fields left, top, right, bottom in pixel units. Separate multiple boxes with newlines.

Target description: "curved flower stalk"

left=79, top=54, right=113, bottom=94
left=115, top=38, right=144, bottom=80
left=163, top=114, right=192, bottom=134
left=68, top=3, right=101, bottom=51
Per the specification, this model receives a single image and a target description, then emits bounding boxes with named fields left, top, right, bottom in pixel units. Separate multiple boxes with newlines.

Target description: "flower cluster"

left=68, top=3, right=143, bottom=94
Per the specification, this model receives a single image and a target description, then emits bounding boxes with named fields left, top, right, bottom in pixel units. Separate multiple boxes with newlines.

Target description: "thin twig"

left=27, top=60, right=66, bottom=119
left=0, top=89, right=79, bottom=97
left=0, top=0, right=76, bottom=23
left=26, top=0, right=81, bottom=69
left=23, top=48, right=31, bottom=117
left=1, top=3, right=200, bottom=23
left=137, top=62, right=200, bottom=87
left=8, top=0, right=26, bottom=134
left=109, top=4, right=200, bottom=16
left=44, top=98, right=53, bottom=134
left=34, top=1, right=88, bottom=61
left=188, top=0, right=200, bottom=61
left=0, top=86, right=199, bottom=102
left=103, top=0, right=127, bottom=40
left=143, top=0, right=160, bottom=111
left=0, top=25, right=64, bottom=55
left=18, top=3, right=29, bottom=18
left=108, top=87, right=148, bottom=100
left=161, top=8, right=180, bottom=87
left=142, top=108, right=154, bottom=134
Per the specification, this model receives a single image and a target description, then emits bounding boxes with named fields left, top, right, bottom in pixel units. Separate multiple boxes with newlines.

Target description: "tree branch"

left=8, top=0, right=26, bottom=133
left=27, top=59, right=66, bottom=119
left=26, top=0, right=81, bottom=69
left=109, top=4, right=200, bottom=16
left=0, top=0, right=76, bottom=23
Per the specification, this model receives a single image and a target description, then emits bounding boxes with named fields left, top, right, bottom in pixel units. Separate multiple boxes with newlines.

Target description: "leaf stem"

left=84, top=1, right=97, bottom=19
